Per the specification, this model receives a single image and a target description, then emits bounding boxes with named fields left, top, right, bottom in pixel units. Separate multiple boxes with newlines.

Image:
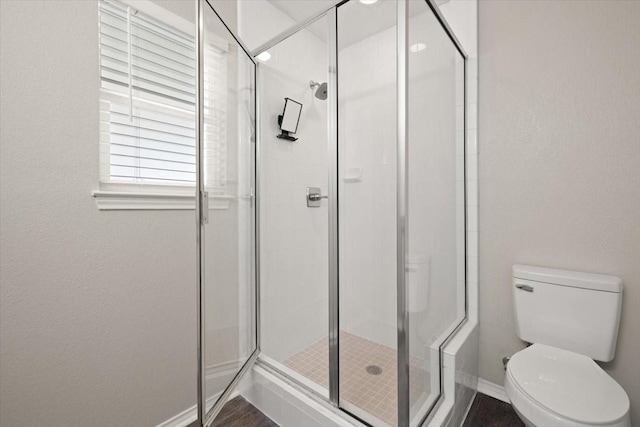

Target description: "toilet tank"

left=512, top=264, right=623, bottom=362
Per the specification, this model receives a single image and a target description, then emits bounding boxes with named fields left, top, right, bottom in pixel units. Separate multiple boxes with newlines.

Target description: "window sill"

left=92, top=190, right=232, bottom=211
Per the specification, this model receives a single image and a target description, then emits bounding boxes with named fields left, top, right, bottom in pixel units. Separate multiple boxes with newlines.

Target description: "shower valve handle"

left=308, top=193, right=328, bottom=201
left=306, top=187, right=327, bottom=207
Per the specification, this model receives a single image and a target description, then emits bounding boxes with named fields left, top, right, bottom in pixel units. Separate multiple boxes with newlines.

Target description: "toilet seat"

left=505, top=344, right=630, bottom=427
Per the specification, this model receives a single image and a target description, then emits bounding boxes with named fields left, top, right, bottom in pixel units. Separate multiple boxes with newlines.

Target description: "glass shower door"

left=197, top=1, right=257, bottom=425
left=255, top=12, right=332, bottom=397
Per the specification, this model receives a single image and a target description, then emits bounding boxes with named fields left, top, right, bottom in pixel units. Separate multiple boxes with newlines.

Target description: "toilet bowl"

left=505, top=344, right=630, bottom=427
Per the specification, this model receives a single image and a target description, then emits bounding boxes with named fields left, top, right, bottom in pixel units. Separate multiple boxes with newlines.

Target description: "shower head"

left=309, top=80, right=328, bottom=100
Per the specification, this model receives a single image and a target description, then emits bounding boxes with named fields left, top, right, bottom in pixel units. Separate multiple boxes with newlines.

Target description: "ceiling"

left=267, top=0, right=338, bottom=42
left=268, top=0, right=339, bottom=26
left=266, top=0, right=450, bottom=48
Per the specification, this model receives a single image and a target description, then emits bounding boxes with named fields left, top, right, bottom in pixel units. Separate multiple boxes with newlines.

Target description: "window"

left=95, top=0, right=228, bottom=208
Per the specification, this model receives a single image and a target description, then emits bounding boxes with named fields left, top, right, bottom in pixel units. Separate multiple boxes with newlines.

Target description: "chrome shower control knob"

left=306, top=187, right=327, bottom=207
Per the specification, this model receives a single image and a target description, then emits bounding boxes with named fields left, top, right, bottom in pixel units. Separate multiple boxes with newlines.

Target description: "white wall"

left=478, top=0, right=640, bottom=422
left=240, top=2, right=330, bottom=363
left=0, top=1, right=197, bottom=425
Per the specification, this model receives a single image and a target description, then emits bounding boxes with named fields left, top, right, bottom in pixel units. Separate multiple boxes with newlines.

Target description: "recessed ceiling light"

left=359, top=0, right=378, bottom=4
left=410, top=43, right=426, bottom=53
left=256, top=51, right=271, bottom=62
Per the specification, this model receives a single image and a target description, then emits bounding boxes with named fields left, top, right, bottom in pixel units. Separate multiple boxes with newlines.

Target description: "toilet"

left=505, top=265, right=631, bottom=427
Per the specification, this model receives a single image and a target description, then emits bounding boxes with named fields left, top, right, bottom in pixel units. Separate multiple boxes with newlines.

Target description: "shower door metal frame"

left=326, top=6, right=341, bottom=407
left=196, top=0, right=261, bottom=426
left=200, top=1, right=471, bottom=426
left=397, top=0, right=410, bottom=424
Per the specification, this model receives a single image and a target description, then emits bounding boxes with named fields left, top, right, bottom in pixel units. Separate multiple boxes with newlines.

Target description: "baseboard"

left=156, top=405, right=197, bottom=427
left=477, top=378, right=510, bottom=404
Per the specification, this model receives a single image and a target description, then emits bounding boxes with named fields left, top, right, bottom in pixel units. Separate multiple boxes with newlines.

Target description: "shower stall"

left=197, top=0, right=467, bottom=426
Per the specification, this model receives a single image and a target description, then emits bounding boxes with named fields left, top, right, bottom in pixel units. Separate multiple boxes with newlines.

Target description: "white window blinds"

left=98, top=0, right=227, bottom=189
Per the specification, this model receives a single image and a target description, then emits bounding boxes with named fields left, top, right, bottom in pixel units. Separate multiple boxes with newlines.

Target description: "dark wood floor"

left=190, top=392, right=521, bottom=427
left=193, top=395, right=277, bottom=427
left=463, top=393, right=524, bottom=427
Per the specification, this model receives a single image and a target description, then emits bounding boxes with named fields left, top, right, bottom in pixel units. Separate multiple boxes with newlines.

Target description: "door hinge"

left=200, top=191, right=209, bottom=225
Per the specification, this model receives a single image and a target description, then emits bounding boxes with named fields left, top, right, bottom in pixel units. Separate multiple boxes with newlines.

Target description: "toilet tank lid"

left=513, top=264, right=622, bottom=293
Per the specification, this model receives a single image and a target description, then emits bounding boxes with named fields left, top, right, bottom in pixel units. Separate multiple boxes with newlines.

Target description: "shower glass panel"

left=216, top=0, right=467, bottom=425
left=200, top=1, right=257, bottom=418
left=337, top=1, right=398, bottom=425
left=257, top=14, right=330, bottom=395
left=406, top=1, right=466, bottom=425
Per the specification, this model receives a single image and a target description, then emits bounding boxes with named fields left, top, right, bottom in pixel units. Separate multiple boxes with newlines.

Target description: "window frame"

left=92, top=0, right=231, bottom=210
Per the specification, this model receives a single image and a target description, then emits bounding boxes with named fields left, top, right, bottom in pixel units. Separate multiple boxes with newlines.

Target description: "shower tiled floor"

left=284, top=331, right=429, bottom=427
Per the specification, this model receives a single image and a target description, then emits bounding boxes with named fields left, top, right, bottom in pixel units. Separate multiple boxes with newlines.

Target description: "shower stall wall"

left=195, top=1, right=467, bottom=426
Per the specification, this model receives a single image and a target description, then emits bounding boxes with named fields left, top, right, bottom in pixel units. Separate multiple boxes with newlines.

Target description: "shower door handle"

left=307, top=187, right=327, bottom=207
